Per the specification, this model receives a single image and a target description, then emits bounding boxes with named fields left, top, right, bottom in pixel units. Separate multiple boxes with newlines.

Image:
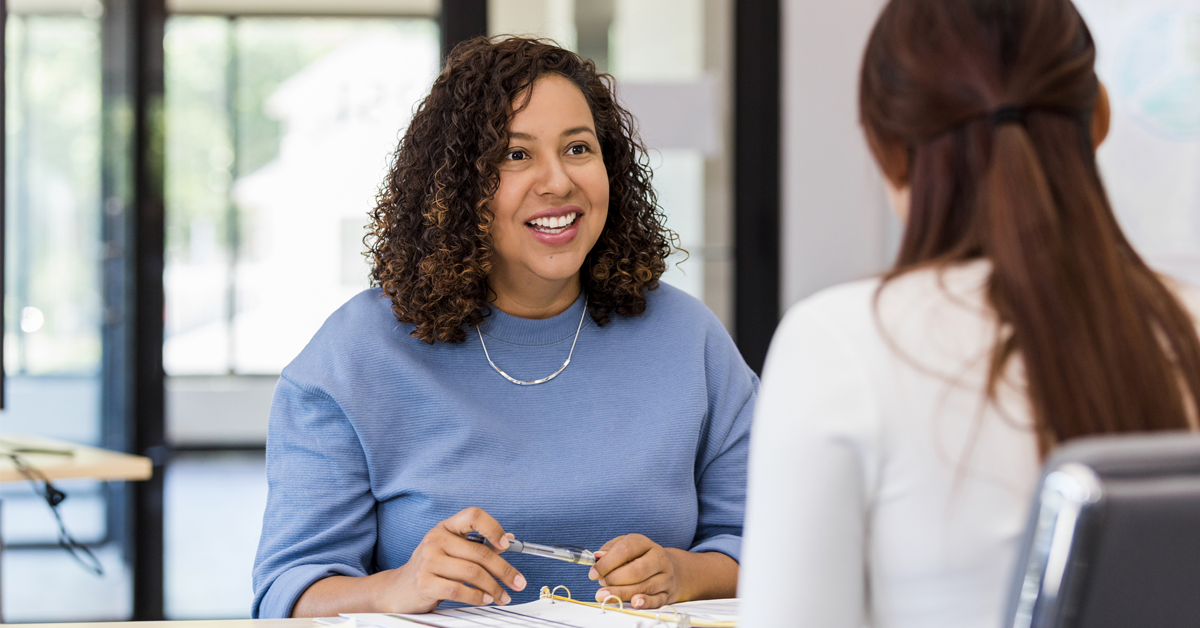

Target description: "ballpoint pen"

left=466, top=531, right=596, bottom=566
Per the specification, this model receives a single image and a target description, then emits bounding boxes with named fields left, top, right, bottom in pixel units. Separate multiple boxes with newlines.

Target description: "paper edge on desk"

left=665, top=597, right=739, bottom=621
left=332, top=613, right=426, bottom=628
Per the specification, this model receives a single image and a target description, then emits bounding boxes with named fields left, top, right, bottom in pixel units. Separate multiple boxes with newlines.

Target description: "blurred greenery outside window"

left=5, top=14, right=103, bottom=379
left=164, top=16, right=439, bottom=376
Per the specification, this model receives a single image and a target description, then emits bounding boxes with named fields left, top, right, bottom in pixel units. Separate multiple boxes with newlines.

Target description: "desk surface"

left=0, top=434, right=153, bottom=483
left=10, top=621, right=315, bottom=628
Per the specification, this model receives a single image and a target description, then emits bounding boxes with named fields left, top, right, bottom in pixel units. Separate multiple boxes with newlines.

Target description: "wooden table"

left=0, top=434, right=153, bottom=483
left=1, top=434, right=154, bottom=623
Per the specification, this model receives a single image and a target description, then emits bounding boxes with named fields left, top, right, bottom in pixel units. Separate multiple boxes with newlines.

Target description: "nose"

left=533, top=155, right=574, bottom=198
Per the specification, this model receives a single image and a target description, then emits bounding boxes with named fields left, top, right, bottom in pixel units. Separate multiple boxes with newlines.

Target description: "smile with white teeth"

left=526, top=212, right=579, bottom=234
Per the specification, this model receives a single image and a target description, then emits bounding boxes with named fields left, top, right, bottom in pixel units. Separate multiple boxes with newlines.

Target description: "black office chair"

left=1003, top=432, right=1200, bottom=628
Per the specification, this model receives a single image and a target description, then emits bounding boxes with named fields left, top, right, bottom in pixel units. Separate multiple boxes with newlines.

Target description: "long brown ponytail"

left=860, top=0, right=1200, bottom=454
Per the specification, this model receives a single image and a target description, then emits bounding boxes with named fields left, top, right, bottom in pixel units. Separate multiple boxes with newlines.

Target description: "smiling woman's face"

left=486, top=73, right=609, bottom=303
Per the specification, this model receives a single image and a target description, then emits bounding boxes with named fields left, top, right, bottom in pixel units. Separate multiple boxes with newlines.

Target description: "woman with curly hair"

left=252, top=37, right=756, bottom=618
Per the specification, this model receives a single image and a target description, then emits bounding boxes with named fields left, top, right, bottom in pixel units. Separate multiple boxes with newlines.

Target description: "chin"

left=530, top=260, right=588, bottom=283
left=534, top=270, right=586, bottom=284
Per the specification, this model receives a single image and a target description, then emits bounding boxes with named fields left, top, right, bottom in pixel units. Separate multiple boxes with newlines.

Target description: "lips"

left=526, top=211, right=579, bottom=234
left=524, top=207, right=583, bottom=246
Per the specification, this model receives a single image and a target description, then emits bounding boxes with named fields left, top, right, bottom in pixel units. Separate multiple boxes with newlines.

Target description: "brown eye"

left=505, top=149, right=527, bottom=161
left=567, top=144, right=588, bottom=156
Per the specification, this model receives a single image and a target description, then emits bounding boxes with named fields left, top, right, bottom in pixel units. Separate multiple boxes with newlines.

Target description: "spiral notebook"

left=319, top=586, right=738, bottom=628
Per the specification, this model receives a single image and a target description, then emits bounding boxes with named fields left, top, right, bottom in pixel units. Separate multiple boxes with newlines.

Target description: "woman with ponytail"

left=739, top=0, right=1200, bottom=626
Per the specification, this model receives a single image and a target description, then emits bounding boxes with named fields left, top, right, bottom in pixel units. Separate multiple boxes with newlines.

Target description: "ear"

left=1092, top=81, right=1111, bottom=149
left=863, top=126, right=910, bottom=186
left=881, top=140, right=910, bottom=187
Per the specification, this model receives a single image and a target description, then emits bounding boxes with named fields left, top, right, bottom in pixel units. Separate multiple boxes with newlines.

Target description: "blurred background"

left=1, top=0, right=1197, bottom=621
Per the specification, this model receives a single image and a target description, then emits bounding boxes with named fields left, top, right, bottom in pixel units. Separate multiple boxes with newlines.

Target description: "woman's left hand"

left=588, top=534, right=683, bottom=609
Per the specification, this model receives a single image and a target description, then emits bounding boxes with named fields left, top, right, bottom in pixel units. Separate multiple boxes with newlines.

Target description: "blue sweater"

left=251, top=284, right=758, bottom=618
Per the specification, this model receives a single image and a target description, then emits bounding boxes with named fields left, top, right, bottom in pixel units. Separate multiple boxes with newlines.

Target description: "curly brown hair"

left=366, top=36, right=677, bottom=344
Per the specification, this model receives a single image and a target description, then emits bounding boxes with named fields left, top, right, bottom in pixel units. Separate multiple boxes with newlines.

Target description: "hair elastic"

left=990, top=104, right=1025, bottom=127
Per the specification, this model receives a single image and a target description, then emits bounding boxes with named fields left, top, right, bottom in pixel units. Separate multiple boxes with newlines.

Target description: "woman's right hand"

left=380, top=507, right=527, bottom=613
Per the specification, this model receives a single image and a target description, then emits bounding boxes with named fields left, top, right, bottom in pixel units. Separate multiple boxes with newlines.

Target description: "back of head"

left=859, top=0, right=1200, bottom=454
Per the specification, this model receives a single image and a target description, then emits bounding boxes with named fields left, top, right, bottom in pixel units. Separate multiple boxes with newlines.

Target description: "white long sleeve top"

left=739, top=260, right=1198, bottom=628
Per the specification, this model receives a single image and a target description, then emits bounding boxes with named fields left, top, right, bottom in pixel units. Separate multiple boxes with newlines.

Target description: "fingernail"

left=501, top=592, right=511, bottom=605
left=599, top=578, right=607, bottom=587
left=514, top=574, right=527, bottom=591
left=596, top=589, right=608, bottom=602
left=499, top=536, right=509, bottom=550
left=482, top=594, right=494, bottom=605
left=588, top=567, right=598, bottom=580
left=593, top=551, right=606, bottom=558
left=634, top=597, right=645, bottom=608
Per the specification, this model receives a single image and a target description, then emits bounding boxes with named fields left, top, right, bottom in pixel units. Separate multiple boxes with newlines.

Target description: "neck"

left=488, top=273, right=582, bottom=320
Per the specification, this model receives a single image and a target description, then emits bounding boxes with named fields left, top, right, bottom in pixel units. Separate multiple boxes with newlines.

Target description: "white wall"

left=488, top=0, right=577, bottom=47
left=780, top=0, right=899, bottom=310
left=1075, top=1, right=1200, bottom=286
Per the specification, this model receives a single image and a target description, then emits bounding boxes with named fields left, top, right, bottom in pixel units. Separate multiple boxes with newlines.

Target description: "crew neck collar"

left=478, top=293, right=589, bottom=346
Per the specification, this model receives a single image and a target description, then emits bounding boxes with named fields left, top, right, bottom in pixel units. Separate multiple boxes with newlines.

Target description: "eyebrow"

left=508, top=127, right=597, bottom=141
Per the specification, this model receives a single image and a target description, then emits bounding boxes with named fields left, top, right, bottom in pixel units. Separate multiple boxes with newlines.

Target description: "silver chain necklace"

left=477, top=297, right=588, bottom=386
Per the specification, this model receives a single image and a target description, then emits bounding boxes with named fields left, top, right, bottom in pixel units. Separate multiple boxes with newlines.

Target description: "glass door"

left=1, top=6, right=130, bottom=622
left=161, top=12, right=439, bottom=617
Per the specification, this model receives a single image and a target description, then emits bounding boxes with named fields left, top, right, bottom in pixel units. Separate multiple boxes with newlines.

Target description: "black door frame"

left=733, top=0, right=782, bottom=375
left=100, top=0, right=167, bottom=619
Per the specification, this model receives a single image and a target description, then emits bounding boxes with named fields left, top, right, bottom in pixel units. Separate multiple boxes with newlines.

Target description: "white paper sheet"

left=332, top=597, right=739, bottom=628
left=661, top=599, right=739, bottom=623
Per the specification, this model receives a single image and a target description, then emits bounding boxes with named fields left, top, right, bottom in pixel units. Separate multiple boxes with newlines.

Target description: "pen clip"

left=465, top=531, right=495, bottom=548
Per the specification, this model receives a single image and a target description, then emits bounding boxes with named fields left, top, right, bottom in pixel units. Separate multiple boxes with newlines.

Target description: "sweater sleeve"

left=738, top=300, right=881, bottom=628
left=251, top=375, right=379, bottom=619
left=689, top=323, right=759, bottom=562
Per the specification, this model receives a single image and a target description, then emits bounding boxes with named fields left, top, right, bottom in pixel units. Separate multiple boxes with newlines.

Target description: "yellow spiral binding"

left=540, top=585, right=573, bottom=603
left=535, top=588, right=734, bottom=627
